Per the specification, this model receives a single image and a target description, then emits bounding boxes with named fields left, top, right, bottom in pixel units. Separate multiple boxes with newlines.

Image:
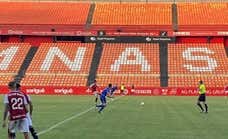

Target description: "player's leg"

left=98, top=97, right=106, bottom=113
left=18, top=118, right=30, bottom=139
left=23, top=132, right=30, bottom=139
left=197, top=102, right=204, bottom=112
left=95, top=97, right=98, bottom=103
left=202, top=96, right=208, bottom=113
left=8, top=131, right=16, bottom=139
left=203, top=102, right=208, bottom=113
left=8, top=128, right=16, bottom=139
left=197, top=95, right=204, bottom=112
left=27, top=114, right=38, bottom=139
left=201, top=94, right=208, bottom=113
left=29, top=126, right=38, bottom=139
left=120, top=90, right=123, bottom=95
left=94, top=92, right=99, bottom=104
left=8, top=120, right=17, bottom=139
left=9, top=133, right=16, bottom=139
left=96, top=96, right=103, bottom=108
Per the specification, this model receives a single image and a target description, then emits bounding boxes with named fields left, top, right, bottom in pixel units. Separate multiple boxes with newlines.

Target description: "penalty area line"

left=37, top=95, right=123, bottom=136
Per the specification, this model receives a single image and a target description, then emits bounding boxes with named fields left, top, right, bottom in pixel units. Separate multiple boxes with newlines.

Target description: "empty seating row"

left=0, top=2, right=90, bottom=25
left=92, top=3, right=171, bottom=25
left=21, top=75, right=87, bottom=86
left=178, top=3, right=228, bottom=25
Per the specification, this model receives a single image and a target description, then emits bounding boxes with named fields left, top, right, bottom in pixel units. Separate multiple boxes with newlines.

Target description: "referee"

left=197, top=80, right=208, bottom=113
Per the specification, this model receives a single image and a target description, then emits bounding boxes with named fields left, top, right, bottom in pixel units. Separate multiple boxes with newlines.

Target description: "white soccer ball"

left=140, top=102, right=144, bottom=105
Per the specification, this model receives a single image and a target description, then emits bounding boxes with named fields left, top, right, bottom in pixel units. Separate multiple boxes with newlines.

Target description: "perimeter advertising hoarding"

left=0, top=86, right=226, bottom=96
left=85, top=36, right=175, bottom=43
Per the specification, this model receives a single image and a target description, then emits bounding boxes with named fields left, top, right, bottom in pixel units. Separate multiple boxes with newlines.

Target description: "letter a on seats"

left=111, top=47, right=150, bottom=71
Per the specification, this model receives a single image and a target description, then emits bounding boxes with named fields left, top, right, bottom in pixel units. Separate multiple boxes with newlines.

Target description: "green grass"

left=1, top=96, right=228, bottom=139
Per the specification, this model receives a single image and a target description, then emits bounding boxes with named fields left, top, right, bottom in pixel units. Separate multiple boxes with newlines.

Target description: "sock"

left=99, top=105, right=106, bottom=113
left=95, top=97, right=98, bottom=103
left=96, top=104, right=103, bottom=107
left=29, top=127, right=39, bottom=139
left=197, top=103, right=204, bottom=112
left=204, top=104, right=208, bottom=112
left=9, top=132, right=16, bottom=139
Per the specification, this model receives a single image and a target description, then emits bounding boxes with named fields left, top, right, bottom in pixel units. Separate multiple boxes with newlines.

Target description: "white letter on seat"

left=182, top=47, right=217, bottom=72
left=0, top=47, right=19, bottom=70
left=41, top=47, right=86, bottom=71
left=111, top=47, right=150, bottom=71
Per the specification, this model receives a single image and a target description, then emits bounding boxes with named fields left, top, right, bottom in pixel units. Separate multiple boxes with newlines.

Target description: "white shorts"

left=26, top=113, right=33, bottom=126
left=93, top=91, right=99, bottom=97
left=8, top=118, right=29, bottom=133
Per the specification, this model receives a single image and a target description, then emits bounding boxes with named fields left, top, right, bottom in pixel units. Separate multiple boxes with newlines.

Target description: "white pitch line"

left=37, top=106, right=94, bottom=136
left=37, top=96, right=123, bottom=136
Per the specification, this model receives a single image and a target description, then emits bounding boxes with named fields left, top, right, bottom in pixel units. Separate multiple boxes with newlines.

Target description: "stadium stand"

left=0, top=2, right=90, bottom=25
left=168, top=43, right=228, bottom=87
left=96, top=43, right=160, bottom=87
left=92, top=3, right=172, bottom=31
left=0, top=1, right=227, bottom=90
left=177, top=3, right=228, bottom=30
left=0, top=43, right=31, bottom=86
left=0, top=2, right=227, bottom=33
left=21, top=43, right=95, bottom=86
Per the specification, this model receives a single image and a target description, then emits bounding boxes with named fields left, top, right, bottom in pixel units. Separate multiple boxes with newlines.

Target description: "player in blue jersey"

left=96, top=84, right=113, bottom=113
left=110, top=86, right=118, bottom=96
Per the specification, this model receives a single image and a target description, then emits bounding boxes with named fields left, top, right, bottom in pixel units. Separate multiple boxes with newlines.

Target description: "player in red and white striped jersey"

left=2, top=81, right=30, bottom=139
left=16, top=83, right=39, bottom=139
left=89, top=80, right=100, bottom=104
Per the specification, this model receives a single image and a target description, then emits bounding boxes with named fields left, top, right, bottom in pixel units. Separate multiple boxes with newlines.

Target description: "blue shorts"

left=198, top=94, right=206, bottom=102
left=100, top=96, right=106, bottom=104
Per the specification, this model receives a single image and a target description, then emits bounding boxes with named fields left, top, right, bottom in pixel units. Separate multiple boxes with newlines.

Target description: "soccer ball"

left=140, top=102, right=144, bottom=105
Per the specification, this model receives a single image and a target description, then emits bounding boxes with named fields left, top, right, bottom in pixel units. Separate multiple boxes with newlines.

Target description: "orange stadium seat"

left=21, top=43, right=95, bottom=86
left=92, top=3, right=171, bottom=25
left=0, top=2, right=90, bottom=25
left=97, top=43, right=160, bottom=87
left=0, top=76, right=15, bottom=87
left=168, top=43, right=228, bottom=87
left=178, top=3, right=228, bottom=25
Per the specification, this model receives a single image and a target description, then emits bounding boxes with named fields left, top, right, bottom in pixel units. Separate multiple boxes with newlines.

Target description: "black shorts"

left=198, top=94, right=206, bottom=102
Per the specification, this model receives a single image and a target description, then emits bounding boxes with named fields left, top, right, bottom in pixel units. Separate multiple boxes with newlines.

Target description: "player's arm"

left=2, top=104, right=9, bottom=128
left=23, top=95, right=30, bottom=113
left=107, top=93, right=114, bottom=98
left=29, top=101, right=33, bottom=116
left=86, top=84, right=93, bottom=93
left=88, top=83, right=94, bottom=90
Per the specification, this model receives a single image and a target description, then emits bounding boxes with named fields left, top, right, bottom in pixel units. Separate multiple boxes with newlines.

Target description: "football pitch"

left=1, top=95, right=228, bottom=139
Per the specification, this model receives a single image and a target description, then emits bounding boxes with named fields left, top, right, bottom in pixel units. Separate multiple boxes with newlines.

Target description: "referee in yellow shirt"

left=197, top=80, right=208, bottom=113
left=120, top=84, right=125, bottom=95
